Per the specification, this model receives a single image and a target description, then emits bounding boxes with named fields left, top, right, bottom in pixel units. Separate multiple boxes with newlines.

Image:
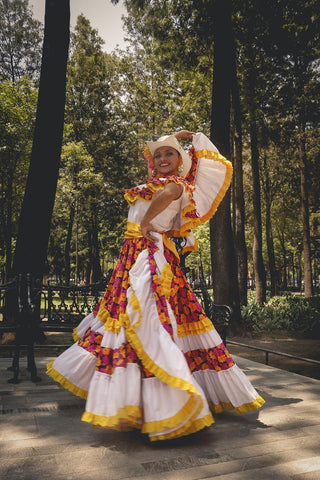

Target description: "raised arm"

left=174, top=130, right=195, bottom=140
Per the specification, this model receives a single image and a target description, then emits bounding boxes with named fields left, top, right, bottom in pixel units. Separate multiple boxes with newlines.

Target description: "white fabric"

left=47, top=133, right=263, bottom=440
left=76, top=312, right=104, bottom=338
left=85, top=366, right=142, bottom=420
left=52, top=343, right=97, bottom=391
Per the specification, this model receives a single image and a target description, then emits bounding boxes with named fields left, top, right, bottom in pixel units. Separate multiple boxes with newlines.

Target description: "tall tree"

left=262, top=153, right=278, bottom=296
left=210, top=0, right=241, bottom=326
left=65, top=15, right=115, bottom=281
left=231, top=35, right=248, bottom=306
left=12, top=0, right=70, bottom=280
left=0, top=0, right=42, bottom=83
left=66, top=14, right=111, bottom=168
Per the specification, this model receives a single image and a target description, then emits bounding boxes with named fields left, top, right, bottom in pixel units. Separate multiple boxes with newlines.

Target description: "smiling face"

left=153, top=146, right=181, bottom=177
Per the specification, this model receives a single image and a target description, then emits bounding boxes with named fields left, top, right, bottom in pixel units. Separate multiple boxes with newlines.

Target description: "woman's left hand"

left=174, top=130, right=195, bottom=140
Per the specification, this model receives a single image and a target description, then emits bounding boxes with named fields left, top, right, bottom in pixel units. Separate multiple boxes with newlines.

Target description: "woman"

left=47, top=130, right=264, bottom=441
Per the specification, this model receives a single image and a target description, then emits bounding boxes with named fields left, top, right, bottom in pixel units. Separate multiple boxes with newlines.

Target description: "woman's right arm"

left=140, top=182, right=183, bottom=242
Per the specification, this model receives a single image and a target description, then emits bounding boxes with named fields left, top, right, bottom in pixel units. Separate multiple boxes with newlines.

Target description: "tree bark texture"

left=279, top=230, right=288, bottom=290
left=299, top=125, right=313, bottom=297
left=4, top=170, right=13, bottom=281
left=210, top=0, right=241, bottom=328
left=64, top=203, right=75, bottom=286
left=231, top=39, right=248, bottom=306
left=246, top=63, right=266, bottom=304
left=12, top=0, right=70, bottom=280
left=264, top=156, right=278, bottom=296
left=250, top=122, right=266, bottom=304
left=88, top=211, right=102, bottom=284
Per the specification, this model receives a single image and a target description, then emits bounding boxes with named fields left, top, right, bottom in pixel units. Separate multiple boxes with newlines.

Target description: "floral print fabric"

left=78, top=327, right=154, bottom=378
left=185, top=344, right=235, bottom=373
left=78, top=235, right=236, bottom=381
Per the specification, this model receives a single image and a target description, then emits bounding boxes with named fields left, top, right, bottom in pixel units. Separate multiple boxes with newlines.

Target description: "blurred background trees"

left=1, top=0, right=319, bottom=317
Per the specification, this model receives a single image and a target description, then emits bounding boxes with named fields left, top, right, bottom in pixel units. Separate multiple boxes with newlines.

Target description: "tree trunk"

left=264, top=155, right=278, bottom=297
left=278, top=230, right=287, bottom=290
left=299, top=124, right=313, bottom=297
left=89, top=211, right=102, bottom=283
left=297, top=250, right=302, bottom=291
left=12, top=0, right=70, bottom=281
left=210, top=0, right=241, bottom=330
left=64, top=203, right=75, bottom=286
left=231, top=38, right=247, bottom=306
left=246, top=61, right=266, bottom=304
left=4, top=170, right=13, bottom=282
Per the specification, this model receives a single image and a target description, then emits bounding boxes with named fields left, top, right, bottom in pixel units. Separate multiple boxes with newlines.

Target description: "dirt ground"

left=227, top=332, right=320, bottom=380
left=2, top=330, right=320, bottom=381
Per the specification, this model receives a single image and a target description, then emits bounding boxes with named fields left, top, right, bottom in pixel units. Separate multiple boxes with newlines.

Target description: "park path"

left=0, top=355, right=319, bottom=480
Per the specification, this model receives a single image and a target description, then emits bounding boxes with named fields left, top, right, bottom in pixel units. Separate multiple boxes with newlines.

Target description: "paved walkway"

left=0, top=354, right=319, bottom=480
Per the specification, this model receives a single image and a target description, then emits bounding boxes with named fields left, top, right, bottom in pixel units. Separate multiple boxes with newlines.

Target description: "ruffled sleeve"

left=179, top=132, right=233, bottom=235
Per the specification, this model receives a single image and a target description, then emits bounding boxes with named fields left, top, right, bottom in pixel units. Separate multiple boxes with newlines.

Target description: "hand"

left=141, top=220, right=158, bottom=242
left=174, top=130, right=196, bottom=140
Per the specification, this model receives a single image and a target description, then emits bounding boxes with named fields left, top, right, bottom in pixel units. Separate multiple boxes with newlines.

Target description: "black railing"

left=193, top=279, right=232, bottom=344
left=226, top=340, right=320, bottom=367
left=0, top=275, right=109, bottom=383
left=41, top=281, right=108, bottom=331
left=0, top=267, right=231, bottom=382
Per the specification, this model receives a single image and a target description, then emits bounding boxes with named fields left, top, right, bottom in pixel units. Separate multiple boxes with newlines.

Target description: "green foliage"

left=241, top=294, right=320, bottom=337
left=0, top=0, right=42, bottom=83
left=0, top=76, right=37, bottom=279
left=66, top=14, right=113, bottom=167
left=48, top=141, right=105, bottom=281
left=1, top=1, right=318, bottom=294
left=185, top=222, right=211, bottom=283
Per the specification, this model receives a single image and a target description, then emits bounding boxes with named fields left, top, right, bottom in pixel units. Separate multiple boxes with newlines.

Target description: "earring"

left=178, top=164, right=184, bottom=175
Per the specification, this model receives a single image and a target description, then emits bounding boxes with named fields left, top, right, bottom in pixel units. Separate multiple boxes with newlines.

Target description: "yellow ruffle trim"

left=125, top=150, right=232, bottom=241
left=124, top=176, right=193, bottom=209
left=142, top=395, right=196, bottom=434
left=124, top=289, right=208, bottom=438
left=162, top=233, right=180, bottom=259
left=195, top=148, right=227, bottom=161
left=95, top=298, right=128, bottom=333
left=160, top=263, right=173, bottom=299
left=149, top=412, right=214, bottom=442
left=72, top=328, right=80, bottom=342
left=180, top=151, right=233, bottom=235
left=210, top=395, right=265, bottom=414
left=81, top=405, right=142, bottom=430
left=46, top=360, right=88, bottom=399
left=181, top=237, right=199, bottom=255
left=176, top=316, right=214, bottom=337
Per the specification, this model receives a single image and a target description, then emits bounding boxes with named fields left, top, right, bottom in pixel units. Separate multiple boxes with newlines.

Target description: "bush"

left=241, top=294, right=320, bottom=338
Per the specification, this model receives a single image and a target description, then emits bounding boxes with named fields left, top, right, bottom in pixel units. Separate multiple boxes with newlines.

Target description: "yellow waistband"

left=124, top=221, right=180, bottom=260
left=124, top=221, right=142, bottom=239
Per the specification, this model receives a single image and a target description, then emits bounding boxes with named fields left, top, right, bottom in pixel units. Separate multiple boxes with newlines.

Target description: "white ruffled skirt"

left=47, top=239, right=264, bottom=441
